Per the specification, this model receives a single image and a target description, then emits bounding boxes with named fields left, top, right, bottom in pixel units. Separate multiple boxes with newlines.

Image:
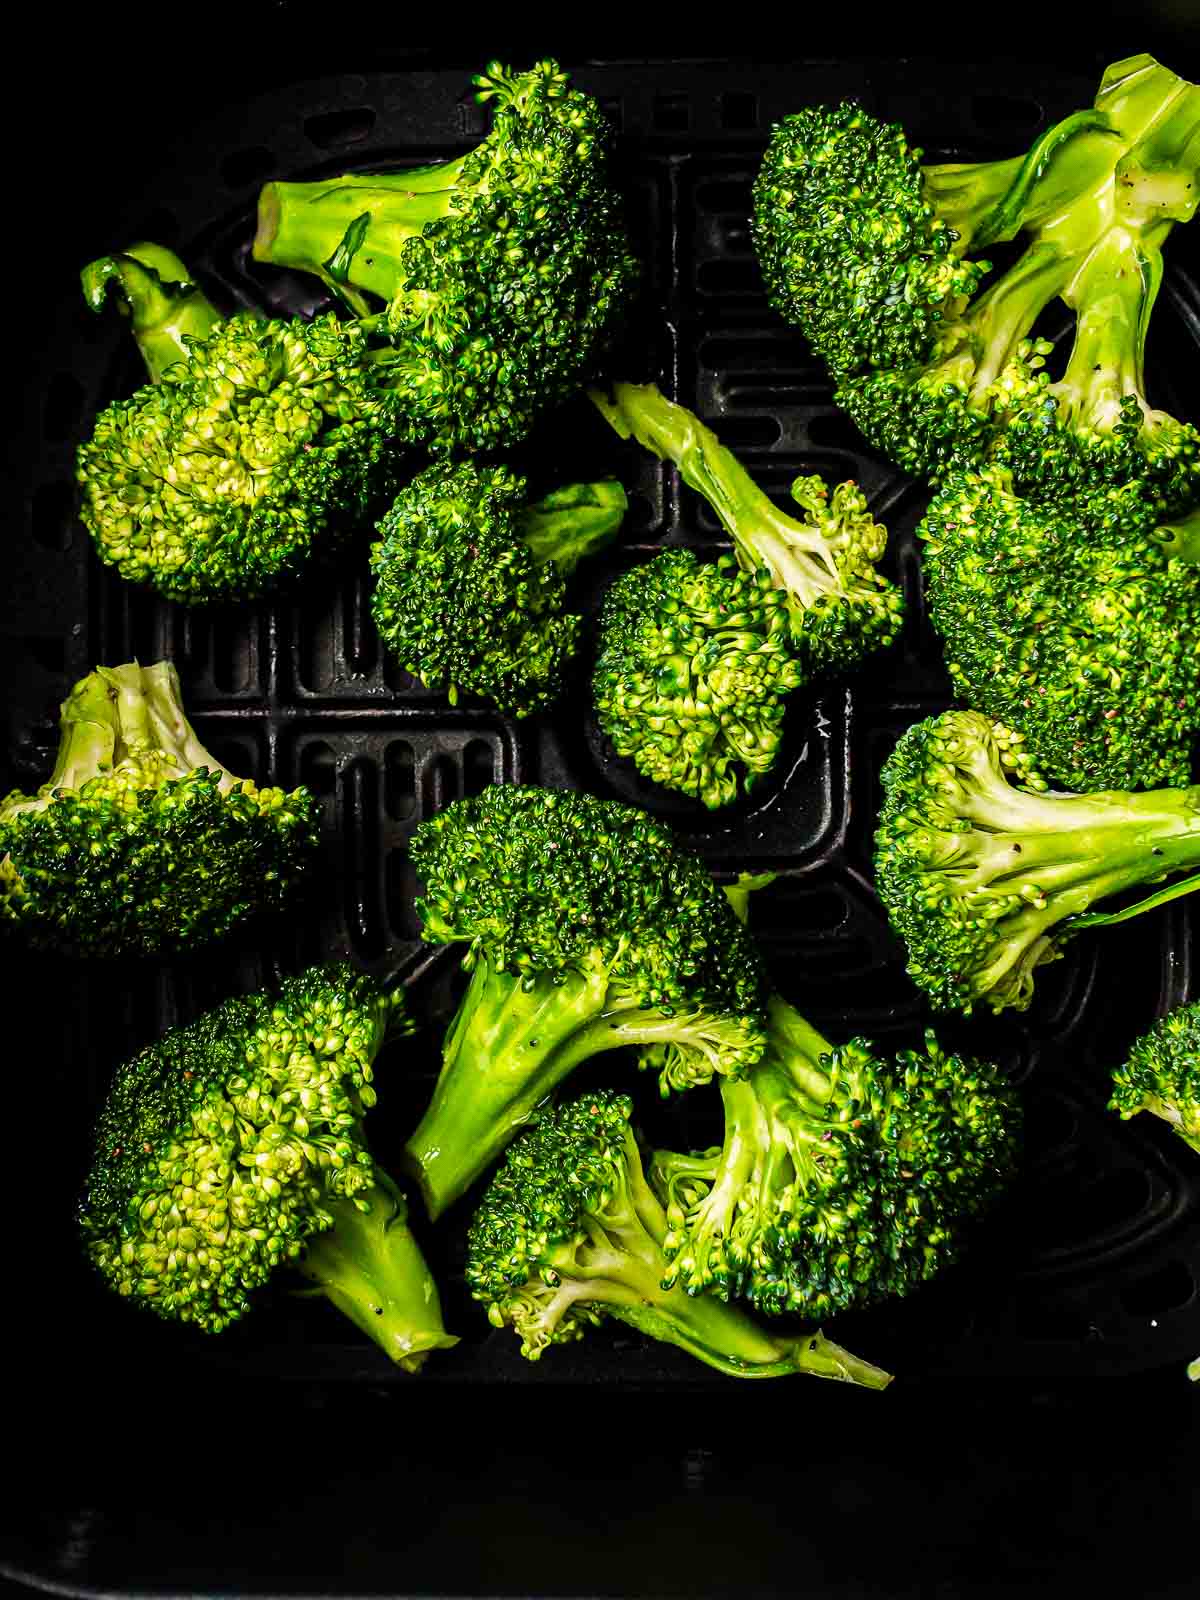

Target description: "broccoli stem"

left=45, top=672, right=118, bottom=794
left=297, top=1173, right=459, bottom=1372
left=945, top=241, right=1076, bottom=399
left=519, top=481, right=628, bottom=575
left=81, top=245, right=223, bottom=382
left=138, top=662, right=239, bottom=789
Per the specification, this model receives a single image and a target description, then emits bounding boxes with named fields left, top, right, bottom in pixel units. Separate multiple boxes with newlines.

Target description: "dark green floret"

left=253, top=59, right=639, bottom=455
left=79, top=964, right=458, bottom=1371
left=591, top=382, right=904, bottom=672
left=593, top=550, right=802, bottom=809
left=1111, top=1002, right=1200, bottom=1154
left=874, top=709, right=1200, bottom=1015
left=77, top=246, right=405, bottom=605
left=0, top=661, right=318, bottom=957
left=403, top=785, right=768, bottom=1218
left=371, top=460, right=626, bottom=716
left=466, top=1089, right=892, bottom=1386
left=920, top=466, right=1200, bottom=791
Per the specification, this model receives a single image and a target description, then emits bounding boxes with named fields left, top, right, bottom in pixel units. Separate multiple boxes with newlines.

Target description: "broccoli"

left=79, top=964, right=458, bottom=1371
left=874, top=709, right=1200, bottom=1015
left=402, top=785, right=768, bottom=1219
left=1111, top=1002, right=1200, bottom=1154
left=593, top=550, right=802, bottom=809
left=0, top=661, right=318, bottom=957
left=252, top=59, right=639, bottom=455
left=590, top=381, right=904, bottom=672
left=919, top=466, right=1200, bottom=792
left=370, top=461, right=626, bottom=716
left=752, top=53, right=1200, bottom=510
left=465, top=1089, right=892, bottom=1386
left=78, top=246, right=406, bottom=605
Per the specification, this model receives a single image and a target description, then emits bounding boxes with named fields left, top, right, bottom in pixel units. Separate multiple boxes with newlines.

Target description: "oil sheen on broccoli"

left=253, top=59, right=639, bottom=455
left=79, top=965, right=458, bottom=1371
left=874, top=709, right=1200, bottom=1015
left=371, top=461, right=626, bottom=716
left=403, top=785, right=768, bottom=1218
left=466, top=1089, right=892, bottom=1386
left=0, top=661, right=317, bottom=957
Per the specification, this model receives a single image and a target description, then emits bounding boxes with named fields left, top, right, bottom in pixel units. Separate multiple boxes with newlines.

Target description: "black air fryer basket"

left=5, top=29, right=1200, bottom=1600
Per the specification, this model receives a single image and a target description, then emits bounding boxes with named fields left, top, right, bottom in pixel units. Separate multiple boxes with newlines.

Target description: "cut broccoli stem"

left=519, top=481, right=628, bottom=575
left=296, top=1174, right=460, bottom=1373
left=81, top=245, right=224, bottom=382
left=138, top=662, right=238, bottom=789
left=1053, top=227, right=1163, bottom=432
left=41, top=673, right=118, bottom=797
left=946, top=240, right=1075, bottom=399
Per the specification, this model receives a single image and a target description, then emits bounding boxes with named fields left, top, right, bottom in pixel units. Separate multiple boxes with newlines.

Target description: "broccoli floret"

left=78, top=247, right=406, bottom=605
left=0, top=661, right=318, bottom=957
left=874, top=709, right=1200, bottom=1015
left=370, top=461, right=626, bottom=716
left=920, top=466, right=1200, bottom=791
left=590, top=382, right=904, bottom=672
left=652, top=996, right=1019, bottom=1318
left=402, top=785, right=768, bottom=1218
left=252, top=60, right=639, bottom=455
left=753, top=54, right=1200, bottom=505
left=465, top=1089, right=892, bottom=1386
left=1111, top=1002, right=1200, bottom=1154
left=78, top=964, right=458, bottom=1371
left=593, top=550, right=802, bottom=809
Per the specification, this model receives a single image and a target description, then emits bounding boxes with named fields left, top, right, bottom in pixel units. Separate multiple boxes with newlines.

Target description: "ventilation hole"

left=299, top=741, right=338, bottom=797
left=220, top=146, right=276, bottom=188
left=720, top=91, right=758, bottom=130
left=971, top=93, right=1044, bottom=139
left=706, top=415, right=781, bottom=450
left=696, top=259, right=765, bottom=297
left=295, top=597, right=334, bottom=694
left=43, top=373, right=85, bottom=441
left=342, top=759, right=385, bottom=960
left=343, top=573, right=377, bottom=678
left=421, top=752, right=460, bottom=816
left=598, top=95, right=623, bottom=131
left=1120, top=1261, right=1196, bottom=1318
left=32, top=481, right=76, bottom=551
left=385, top=849, right=422, bottom=940
left=382, top=655, right=426, bottom=695
left=694, top=180, right=753, bottom=214
left=208, top=738, right=256, bottom=781
left=462, top=740, right=495, bottom=798
left=625, top=490, right=656, bottom=534
left=210, top=615, right=252, bottom=695
left=130, top=206, right=181, bottom=245
left=807, top=412, right=868, bottom=452
left=384, top=741, right=417, bottom=821
left=19, top=636, right=65, bottom=675
left=740, top=883, right=847, bottom=936
left=304, top=107, right=377, bottom=150
left=653, top=93, right=689, bottom=131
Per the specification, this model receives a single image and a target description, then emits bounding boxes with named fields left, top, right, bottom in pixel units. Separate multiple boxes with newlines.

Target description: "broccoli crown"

left=370, top=460, right=624, bottom=717
left=0, top=662, right=317, bottom=957
left=78, top=298, right=403, bottom=605
left=79, top=964, right=405, bottom=1332
left=254, top=60, right=639, bottom=455
left=1111, top=1002, right=1200, bottom=1153
left=593, top=550, right=802, bottom=809
left=751, top=102, right=985, bottom=379
left=921, top=467, right=1200, bottom=791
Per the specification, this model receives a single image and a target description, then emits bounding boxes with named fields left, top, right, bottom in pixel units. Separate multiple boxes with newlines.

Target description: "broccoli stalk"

left=874, top=710, right=1200, bottom=1015
left=81, top=244, right=224, bottom=381
left=466, top=1090, right=892, bottom=1386
left=590, top=381, right=903, bottom=672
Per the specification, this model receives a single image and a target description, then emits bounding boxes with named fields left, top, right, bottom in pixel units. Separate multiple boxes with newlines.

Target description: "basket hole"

left=32, top=481, right=76, bottom=551
left=208, top=737, right=257, bottom=781
left=720, top=92, right=758, bottom=130
left=709, top=415, right=781, bottom=450
left=462, top=739, right=495, bottom=798
left=43, top=373, right=85, bottom=441
left=695, top=179, right=753, bottom=214
left=299, top=741, right=337, bottom=796
left=220, top=146, right=276, bottom=188
left=384, top=741, right=417, bottom=821
left=304, top=107, right=377, bottom=151
left=625, top=489, right=656, bottom=534
left=1120, top=1261, right=1196, bottom=1317
left=385, top=849, right=422, bottom=940
left=696, top=259, right=764, bottom=297
left=422, top=752, right=459, bottom=816
left=807, top=412, right=868, bottom=453
left=19, top=635, right=65, bottom=675
left=653, top=92, right=689, bottom=131
left=971, top=93, right=1044, bottom=140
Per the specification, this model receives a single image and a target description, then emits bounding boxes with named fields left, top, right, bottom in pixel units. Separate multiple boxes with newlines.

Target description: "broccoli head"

left=874, top=709, right=1200, bottom=1015
left=920, top=467, right=1200, bottom=792
left=466, top=1089, right=892, bottom=1386
left=253, top=59, right=639, bottom=455
left=593, top=550, right=802, bottom=809
left=370, top=460, right=626, bottom=716
left=78, top=247, right=406, bottom=605
left=0, top=661, right=317, bottom=957
left=1111, top=1002, right=1200, bottom=1155
left=402, top=785, right=768, bottom=1218
left=652, top=996, right=1019, bottom=1318
left=591, top=382, right=904, bottom=673
left=79, top=964, right=458, bottom=1370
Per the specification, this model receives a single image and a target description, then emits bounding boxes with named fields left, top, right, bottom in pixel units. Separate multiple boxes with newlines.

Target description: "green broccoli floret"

left=78, top=246, right=406, bottom=605
left=874, top=709, right=1200, bottom=1015
left=593, top=550, right=802, bottom=808
left=652, top=996, right=1019, bottom=1318
left=402, top=785, right=768, bottom=1219
left=590, top=382, right=904, bottom=672
left=1111, top=1002, right=1200, bottom=1154
left=752, top=53, right=1200, bottom=509
left=252, top=59, right=639, bottom=455
left=465, top=1089, right=892, bottom=1386
left=79, top=964, right=458, bottom=1371
left=370, top=461, right=626, bottom=716
left=920, top=466, right=1200, bottom=791
left=0, top=661, right=318, bottom=957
